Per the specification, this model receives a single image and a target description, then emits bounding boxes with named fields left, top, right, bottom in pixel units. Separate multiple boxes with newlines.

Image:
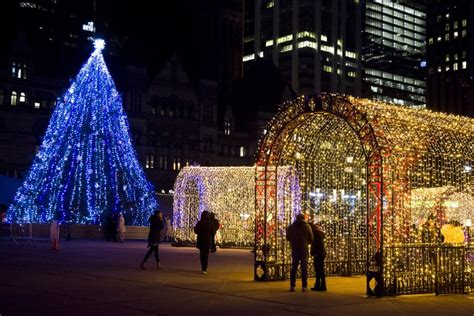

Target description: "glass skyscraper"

left=244, top=0, right=427, bottom=108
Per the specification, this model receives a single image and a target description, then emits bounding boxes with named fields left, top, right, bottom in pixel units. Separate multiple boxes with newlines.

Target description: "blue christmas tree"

left=8, top=39, right=158, bottom=225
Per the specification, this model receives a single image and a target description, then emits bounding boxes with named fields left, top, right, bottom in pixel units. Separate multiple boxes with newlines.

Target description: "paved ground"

left=0, top=239, right=473, bottom=315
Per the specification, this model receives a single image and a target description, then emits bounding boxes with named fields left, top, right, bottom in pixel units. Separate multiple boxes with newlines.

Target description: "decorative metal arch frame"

left=255, top=93, right=474, bottom=296
left=254, top=94, right=386, bottom=294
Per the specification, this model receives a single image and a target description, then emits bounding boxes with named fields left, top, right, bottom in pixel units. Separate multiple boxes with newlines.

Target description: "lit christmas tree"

left=8, top=39, right=158, bottom=225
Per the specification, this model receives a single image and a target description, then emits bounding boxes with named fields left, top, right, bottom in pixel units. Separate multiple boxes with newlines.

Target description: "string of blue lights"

left=8, top=39, right=158, bottom=225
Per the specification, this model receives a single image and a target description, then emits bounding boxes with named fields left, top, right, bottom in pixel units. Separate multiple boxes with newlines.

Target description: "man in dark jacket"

left=194, top=211, right=216, bottom=274
left=286, top=213, right=314, bottom=292
left=140, top=210, right=164, bottom=270
left=309, top=222, right=326, bottom=291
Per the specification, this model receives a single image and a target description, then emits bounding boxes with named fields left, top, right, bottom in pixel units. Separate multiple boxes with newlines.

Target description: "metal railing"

left=384, top=243, right=471, bottom=295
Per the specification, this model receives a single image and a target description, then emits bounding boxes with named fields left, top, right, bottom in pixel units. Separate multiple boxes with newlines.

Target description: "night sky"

left=108, top=0, right=217, bottom=81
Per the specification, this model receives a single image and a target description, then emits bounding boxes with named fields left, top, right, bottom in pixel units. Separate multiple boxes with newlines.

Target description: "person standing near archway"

left=194, top=211, right=216, bottom=274
left=286, top=213, right=314, bottom=292
left=309, top=221, right=326, bottom=291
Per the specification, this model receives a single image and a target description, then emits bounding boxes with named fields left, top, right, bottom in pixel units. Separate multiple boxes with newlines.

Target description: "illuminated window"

left=454, top=21, right=458, bottom=29
left=323, top=65, right=332, bottom=73
left=445, top=54, right=450, bottom=62
left=462, top=19, right=467, bottom=27
left=34, top=102, right=40, bottom=109
left=445, top=23, right=450, bottom=31
left=240, top=146, right=246, bottom=157
left=266, top=0, right=274, bottom=8
left=172, top=157, right=181, bottom=170
left=19, top=92, right=26, bottom=103
left=224, top=120, right=232, bottom=135
left=454, top=31, right=458, bottom=38
left=462, top=61, right=467, bottom=69
left=243, top=54, right=255, bottom=62
left=345, top=51, right=357, bottom=59
left=298, top=41, right=316, bottom=49
left=297, top=31, right=316, bottom=39
left=437, top=66, right=442, bottom=72
left=446, top=13, right=450, bottom=19
left=320, top=45, right=334, bottom=54
left=348, top=71, right=356, bottom=77
left=428, top=37, right=433, bottom=44
left=454, top=53, right=458, bottom=60
left=453, top=63, right=458, bottom=71
left=280, top=44, right=293, bottom=53
left=11, top=91, right=17, bottom=105
left=265, top=39, right=273, bottom=47
left=445, top=33, right=450, bottom=41
left=276, top=34, right=293, bottom=44
left=437, top=36, right=442, bottom=42
left=321, top=34, right=327, bottom=42
left=445, top=66, right=450, bottom=71
left=82, top=21, right=95, bottom=32
left=11, top=61, right=27, bottom=79
left=146, top=155, right=155, bottom=169
left=462, top=30, right=467, bottom=37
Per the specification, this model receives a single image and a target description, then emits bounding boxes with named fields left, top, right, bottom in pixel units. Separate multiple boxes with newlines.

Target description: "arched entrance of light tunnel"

left=255, top=94, right=383, bottom=295
left=278, top=112, right=368, bottom=277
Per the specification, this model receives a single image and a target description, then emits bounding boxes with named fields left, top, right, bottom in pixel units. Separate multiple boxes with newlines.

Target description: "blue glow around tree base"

left=7, top=40, right=158, bottom=225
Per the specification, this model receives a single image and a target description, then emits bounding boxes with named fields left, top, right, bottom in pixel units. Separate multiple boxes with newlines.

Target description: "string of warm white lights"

left=254, top=93, right=473, bottom=294
left=7, top=39, right=158, bottom=225
left=173, top=166, right=300, bottom=248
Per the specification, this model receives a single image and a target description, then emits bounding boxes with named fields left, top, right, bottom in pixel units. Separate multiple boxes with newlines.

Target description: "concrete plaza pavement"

left=0, top=239, right=473, bottom=315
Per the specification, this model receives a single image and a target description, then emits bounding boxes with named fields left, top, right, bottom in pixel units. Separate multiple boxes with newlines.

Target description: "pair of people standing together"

left=286, top=213, right=326, bottom=292
left=194, top=211, right=219, bottom=274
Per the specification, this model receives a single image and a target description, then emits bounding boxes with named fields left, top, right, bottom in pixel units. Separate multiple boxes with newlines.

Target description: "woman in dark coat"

left=194, top=211, right=216, bottom=274
left=140, top=210, right=164, bottom=270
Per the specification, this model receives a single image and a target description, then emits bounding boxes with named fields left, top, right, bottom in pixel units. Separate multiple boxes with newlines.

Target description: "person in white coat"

left=117, top=213, right=126, bottom=243
left=50, top=220, right=60, bottom=250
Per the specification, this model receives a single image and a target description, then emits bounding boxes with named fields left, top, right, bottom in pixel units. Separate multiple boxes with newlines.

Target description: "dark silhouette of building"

left=0, top=0, right=256, bottom=194
left=243, top=0, right=427, bottom=107
left=426, top=0, right=474, bottom=117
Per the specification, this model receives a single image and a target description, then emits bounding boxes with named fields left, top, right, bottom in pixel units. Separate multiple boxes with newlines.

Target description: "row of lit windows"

left=444, top=20, right=467, bottom=31
left=0, top=90, right=55, bottom=109
left=365, top=68, right=426, bottom=87
left=242, top=51, right=263, bottom=62
left=145, top=155, right=185, bottom=170
left=366, top=11, right=426, bottom=34
left=368, top=1, right=425, bottom=23
left=366, top=78, right=425, bottom=95
left=369, top=85, right=426, bottom=104
left=365, top=27, right=424, bottom=49
left=437, top=13, right=467, bottom=25
left=429, top=61, right=468, bottom=74
left=444, top=51, right=467, bottom=62
left=366, top=19, right=425, bottom=41
left=429, top=29, right=468, bottom=44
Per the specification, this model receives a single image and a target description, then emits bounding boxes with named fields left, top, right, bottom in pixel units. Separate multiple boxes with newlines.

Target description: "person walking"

left=194, top=211, right=216, bottom=274
left=209, top=212, right=219, bottom=252
left=286, top=213, right=314, bottom=292
left=140, top=210, right=164, bottom=270
left=117, top=213, right=126, bottom=243
left=309, top=221, right=327, bottom=291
